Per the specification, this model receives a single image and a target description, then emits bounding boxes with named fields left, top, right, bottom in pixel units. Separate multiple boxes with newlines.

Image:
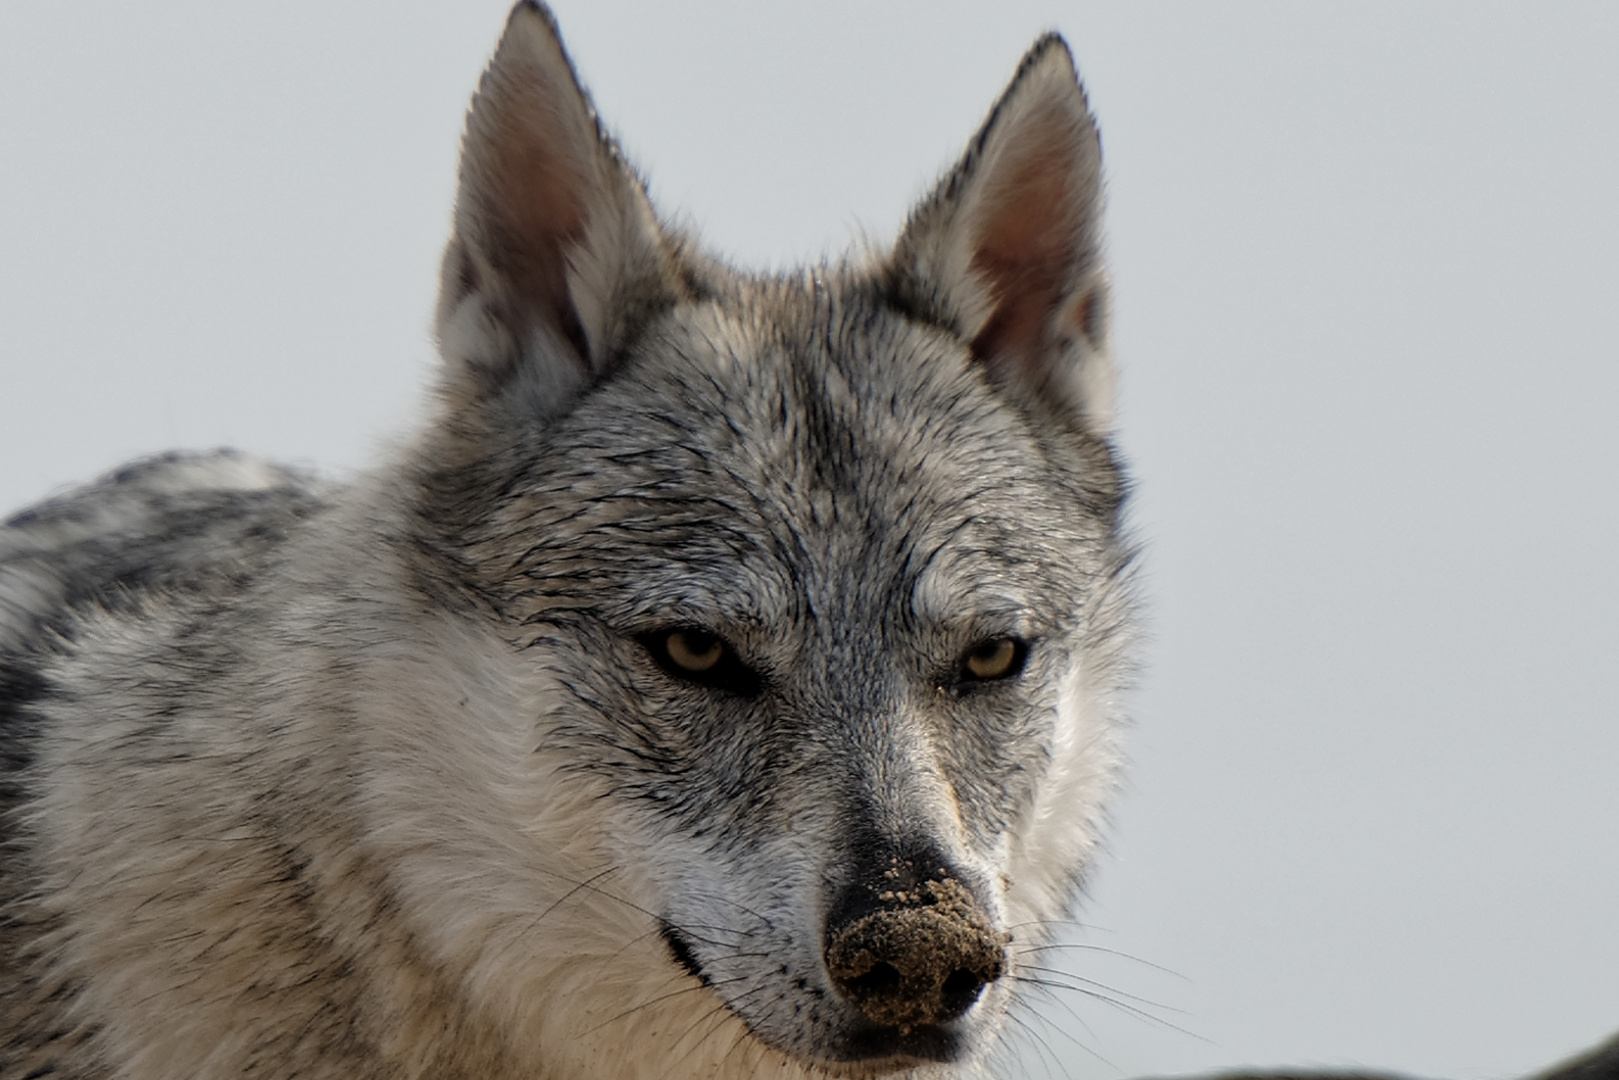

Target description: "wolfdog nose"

left=823, top=860, right=1007, bottom=1030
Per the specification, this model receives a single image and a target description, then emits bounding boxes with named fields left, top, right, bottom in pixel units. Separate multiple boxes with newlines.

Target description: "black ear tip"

left=1000, top=31, right=1091, bottom=117
left=1025, top=31, right=1078, bottom=74
left=1031, top=31, right=1072, bottom=56
left=514, top=0, right=556, bottom=20
left=508, top=0, right=563, bottom=38
left=1012, top=31, right=1096, bottom=121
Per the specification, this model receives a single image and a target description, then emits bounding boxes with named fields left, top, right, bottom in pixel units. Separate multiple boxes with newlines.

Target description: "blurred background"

left=2, top=3, right=1615, bottom=1077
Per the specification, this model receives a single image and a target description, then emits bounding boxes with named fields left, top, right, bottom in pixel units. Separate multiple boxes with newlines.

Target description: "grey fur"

left=1, top=4, right=1135, bottom=1078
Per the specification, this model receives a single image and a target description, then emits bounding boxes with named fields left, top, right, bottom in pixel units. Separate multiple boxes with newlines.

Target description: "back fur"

left=1, top=4, right=1134, bottom=1078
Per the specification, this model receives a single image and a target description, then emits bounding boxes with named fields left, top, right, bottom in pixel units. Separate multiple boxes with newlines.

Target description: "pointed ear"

left=434, top=1, right=681, bottom=417
left=888, top=36, right=1114, bottom=432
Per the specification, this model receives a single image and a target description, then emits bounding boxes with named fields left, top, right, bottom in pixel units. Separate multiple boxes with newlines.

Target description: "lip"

left=830, top=1019, right=966, bottom=1065
left=658, top=922, right=712, bottom=988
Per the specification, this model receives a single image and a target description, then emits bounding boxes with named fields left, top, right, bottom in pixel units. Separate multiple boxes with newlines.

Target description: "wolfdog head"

left=365, top=3, right=1135, bottom=1076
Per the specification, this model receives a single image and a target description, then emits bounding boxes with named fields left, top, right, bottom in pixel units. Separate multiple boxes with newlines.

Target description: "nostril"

left=843, top=961, right=902, bottom=997
left=938, top=968, right=986, bottom=1014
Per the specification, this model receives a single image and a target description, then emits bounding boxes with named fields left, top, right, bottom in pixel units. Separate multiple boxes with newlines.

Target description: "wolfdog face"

left=367, top=3, right=1134, bottom=1074
left=1, top=4, right=1133, bottom=1079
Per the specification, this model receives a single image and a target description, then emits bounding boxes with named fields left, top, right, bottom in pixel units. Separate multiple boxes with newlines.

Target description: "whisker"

left=998, top=1008, right=1076, bottom=1080
left=1017, top=975, right=1102, bottom=1045
left=1009, top=974, right=1209, bottom=1042
left=579, top=971, right=754, bottom=1037
left=667, top=983, right=770, bottom=1068
left=530, top=863, right=626, bottom=927
left=1013, top=940, right=1189, bottom=980
left=1017, top=964, right=1188, bottom=1014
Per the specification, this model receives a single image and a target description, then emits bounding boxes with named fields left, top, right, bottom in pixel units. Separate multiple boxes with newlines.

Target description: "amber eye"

left=664, top=629, right=723, bottom=673
left=961, top=637, right=1027, bottom=682
left=639, top=628, right=761, bottom=696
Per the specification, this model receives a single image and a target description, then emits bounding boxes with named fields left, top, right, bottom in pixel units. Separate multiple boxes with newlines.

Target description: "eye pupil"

left=664, top=630, right=724, bottom=673
left=963, top=637, right=1023, bottom=681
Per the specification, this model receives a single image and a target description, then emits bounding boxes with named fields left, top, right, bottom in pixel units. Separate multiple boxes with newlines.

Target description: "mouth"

left=659, top=921, right=712, bottom=988
left=828, top=1020, right=965, bottom=1066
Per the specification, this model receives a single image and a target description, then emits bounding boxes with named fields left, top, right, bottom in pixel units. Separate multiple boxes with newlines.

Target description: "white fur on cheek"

left=1003, top=660, right=1121, bottom=935
left=352, top=616, right=846, bottom=1080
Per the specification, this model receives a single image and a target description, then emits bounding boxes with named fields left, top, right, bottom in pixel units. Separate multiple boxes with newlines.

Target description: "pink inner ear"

left=967, top=111, right=1089, bottom=381
left=474, top=74, right=594, bottom=365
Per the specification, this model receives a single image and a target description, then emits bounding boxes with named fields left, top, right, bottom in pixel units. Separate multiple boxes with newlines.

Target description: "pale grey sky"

left=2, top=3, right=1615, bottom=1078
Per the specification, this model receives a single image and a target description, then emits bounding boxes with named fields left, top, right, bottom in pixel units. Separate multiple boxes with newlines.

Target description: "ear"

left=434, top=1, right=681, bottom=417
left=888, top=36, right=1113, bottom=432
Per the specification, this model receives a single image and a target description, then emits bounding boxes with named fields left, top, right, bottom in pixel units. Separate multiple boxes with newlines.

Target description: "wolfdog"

left=0, top=3, right=1131, bottom=1078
